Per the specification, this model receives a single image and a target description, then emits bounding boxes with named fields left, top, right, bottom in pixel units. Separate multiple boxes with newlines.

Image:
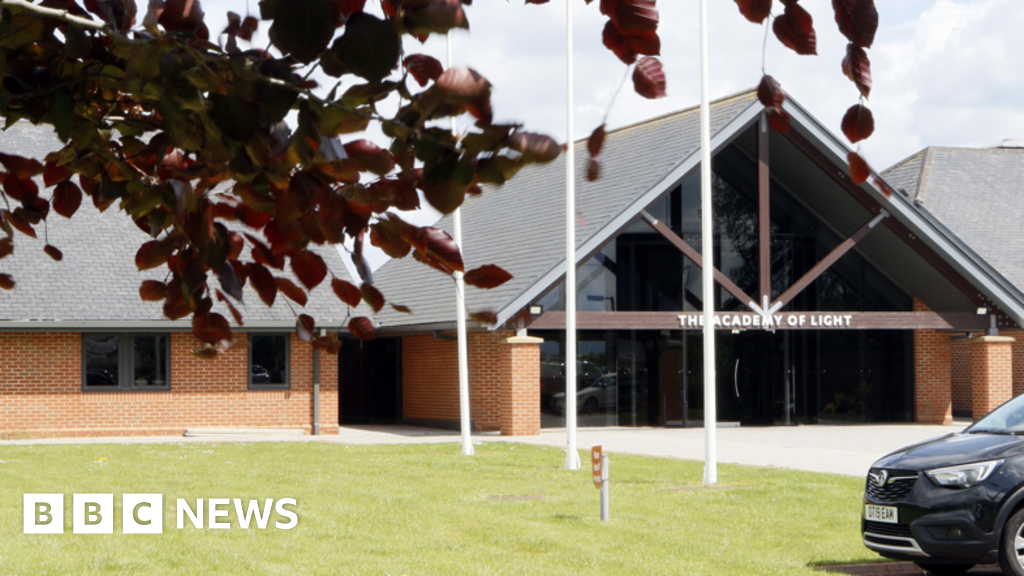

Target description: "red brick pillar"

left=500, top=336, right=542, bottom=436
left=969, top=336, right=1016, bottom=420
left=914, top=298, right=952, bottom=424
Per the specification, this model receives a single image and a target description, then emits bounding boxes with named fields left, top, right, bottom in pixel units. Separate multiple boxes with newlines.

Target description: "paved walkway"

left=0, top=421, right=971, bottom=477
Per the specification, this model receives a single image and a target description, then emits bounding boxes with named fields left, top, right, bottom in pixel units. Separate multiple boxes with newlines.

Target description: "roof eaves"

left=492, top=97, right=763, bottom=328
left=780, top=98, right=1024, bottom=327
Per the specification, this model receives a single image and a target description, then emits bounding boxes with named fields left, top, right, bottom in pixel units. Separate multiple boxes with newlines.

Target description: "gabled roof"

left=882, top=144, right=1024, bottom=304
left=367, top=90, right=1024, bottom=332
left=0, top=122, right=352, bottom=331
left=368, top=90, right=762, bottom=331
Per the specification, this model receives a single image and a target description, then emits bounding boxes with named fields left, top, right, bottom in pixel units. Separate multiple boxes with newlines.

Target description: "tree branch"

left=0, top=0, right=146, bottom=46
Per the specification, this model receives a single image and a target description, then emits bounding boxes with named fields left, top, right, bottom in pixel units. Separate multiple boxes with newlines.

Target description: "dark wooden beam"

left=639, top=210, right=757, bottom=308
left=529, top=311, right=990, bottom=331
left=758, top=112, right=771, bottom=306
left=772, top=210, right=888, bottom=310
left=782, top=128, right=989, bottom=309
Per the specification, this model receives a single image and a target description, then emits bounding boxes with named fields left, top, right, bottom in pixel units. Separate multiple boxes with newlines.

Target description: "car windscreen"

left=970, top=394, right=1024, bottom=433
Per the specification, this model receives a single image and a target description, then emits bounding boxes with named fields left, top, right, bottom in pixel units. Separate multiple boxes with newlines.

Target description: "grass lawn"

left=0, top=442, right=881, bottom=575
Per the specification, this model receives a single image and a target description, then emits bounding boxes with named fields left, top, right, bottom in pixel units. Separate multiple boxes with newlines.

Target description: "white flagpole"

left=564, top=0, right=580, bottom=470
left=448, top=31, right=474, bottom=457
left=699, top=0, right=717, bottom=484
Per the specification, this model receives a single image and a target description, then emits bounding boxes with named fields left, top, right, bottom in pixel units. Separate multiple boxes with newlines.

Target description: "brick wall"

left=913, top=298, right=952, bottom=424
left=402, top=331, right=540, bottom=435
left=500, top=337, right=541, bottom=436
left=970, top=337, right=1014, bottom=419
left=951, top=337, right=973, bottom=414
left=0, top=332, right=338, bottom=438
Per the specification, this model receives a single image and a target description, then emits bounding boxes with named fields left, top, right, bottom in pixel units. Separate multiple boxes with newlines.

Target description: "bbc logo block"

left=24, top=494, right=163, bottom=534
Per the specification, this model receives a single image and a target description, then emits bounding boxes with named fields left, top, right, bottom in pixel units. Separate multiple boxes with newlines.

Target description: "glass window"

left=249, top=335, right=289, bottom=389
left=83, top=334, right=170, bottom=391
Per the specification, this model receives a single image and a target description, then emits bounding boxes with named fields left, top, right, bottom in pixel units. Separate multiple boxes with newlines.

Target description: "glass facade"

left=533, top=133, right=914, bottom=427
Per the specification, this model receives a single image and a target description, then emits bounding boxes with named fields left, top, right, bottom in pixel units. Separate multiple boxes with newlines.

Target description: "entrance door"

left=339, top=338, right=401, bottom=424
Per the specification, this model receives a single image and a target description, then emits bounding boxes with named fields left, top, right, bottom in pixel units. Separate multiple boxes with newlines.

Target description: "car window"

left=971, top=394, right=1024, bottom=432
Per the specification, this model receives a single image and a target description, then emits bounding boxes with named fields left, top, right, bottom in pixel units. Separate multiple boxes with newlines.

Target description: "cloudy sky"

left=200, top=0, right=1023, bottom=270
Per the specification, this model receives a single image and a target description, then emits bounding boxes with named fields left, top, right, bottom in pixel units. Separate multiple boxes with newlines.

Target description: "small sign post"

left=592, top=446, right=609, bottom=521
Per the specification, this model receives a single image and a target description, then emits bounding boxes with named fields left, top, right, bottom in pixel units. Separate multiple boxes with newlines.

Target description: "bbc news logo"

left=23, top=494, right=298, bottom=534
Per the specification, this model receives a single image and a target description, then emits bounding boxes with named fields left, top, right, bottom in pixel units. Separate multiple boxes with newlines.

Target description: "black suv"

left=863, top=394, right=1024, bottom=575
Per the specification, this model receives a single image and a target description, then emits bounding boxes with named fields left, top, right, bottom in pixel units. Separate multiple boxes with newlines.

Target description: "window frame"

left=81, top=333, right=172, bottom=392
left=247, top=334, right=290, bottom=391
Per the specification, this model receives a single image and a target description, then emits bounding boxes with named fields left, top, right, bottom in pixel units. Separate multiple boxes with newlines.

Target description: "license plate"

left=865, top=504, right=898, bottom=524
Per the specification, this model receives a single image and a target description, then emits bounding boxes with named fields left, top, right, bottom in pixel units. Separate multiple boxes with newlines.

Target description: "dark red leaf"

left=312, top=336, right=342, bottom=354
left=767, top=108, right=791, bottom=133
left=507, top=132, right=561, bottom=163
left=602, top=0, right=658, bottom=32
left=848, top=152, right=871, bottom=185
left=338, top=0, right=366, bottom=17
left=250, top=263, right=278, bottom=306
left=832, top=0, right=877, bottom=48
left=0, top=273, right=14, bottom=290
left=841, top=104, right=874, bottom=143
left=632, top=56, right=667, bottom=99
left=4, top=176, right=37, bottom=202
left=323, top=12, right=401, bottom=82
left=0, top=236, right=13, bottom=259
left=135, top=237, right=176, bottom=270
left=159, top=0, right=207, bottom=35
left=217, top=260, right=244, bottom=302
left=245, top=233, right=285, bottom=269
left=602, top=21, right=636, bottom=64
left=842, top=43, right=872, bottom=99
left=331, top=277, right=362, bottom=307
left=296, top=314, right=316, bottom=342
left=463, top=264, right=513, bottom=289
left=163, top=292, right=191, bottom=321
left=272, top=0, right=338, bottom=63
left=239, top=16, right=259, bottom=40
left=390, top=303, right=412, bottom=313
left=757, top=74, right=786, bottom=110
left=43, top=244, right=63, bottom=262
left=773, top=0, right=817, bottom=56
left=193, top=312, right=232, bottom=344
left=588, top=124, right=606, bottom=158
left=235, top=204, right=272, bottom=229
left=4, top=210, right=36, bottom=238
left=469, top=310, right=498, bottom=325
left=215, top=289, right=244, bottom=326
left=414, top=227, right=464, bottom=274
left=403, top=54, right=444, bottom=87
left=276, top=277, right=309, bottom=306
left=291, top=249, right=328, bottom=290
left=140, top=280, right=167, bottom=301
left=344, top=140, right=396, bottom=176
left=360, top=282, right=385, bottom=312
left=587, top=159, right=601, bottom=182
left=402, top=0, right=469, bottom=36
left=733, top=0, right=772, bottom=23
left=0, top=153, right=43, bottom=180
left=52, top=181, right=83, bottom=219
left=434, top=67, right=491, bottom=102
left=348, top=316, right=375, bottom=340
left=43, top=161, right=71, bottom=187
left=873, top=176, right=895, bottom=198
left=192, top=346, right=220, bottom=360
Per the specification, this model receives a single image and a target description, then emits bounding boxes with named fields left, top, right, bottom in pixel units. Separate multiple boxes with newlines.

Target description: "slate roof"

left=367, top=90, right=761, bottom=330
left=0, top=121, right=353, bottom=329
left=882, top=145, right=1024, bottom=299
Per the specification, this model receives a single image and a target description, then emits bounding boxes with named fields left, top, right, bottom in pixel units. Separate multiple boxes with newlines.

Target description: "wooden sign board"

left=591, top=446, right=603, bottom=488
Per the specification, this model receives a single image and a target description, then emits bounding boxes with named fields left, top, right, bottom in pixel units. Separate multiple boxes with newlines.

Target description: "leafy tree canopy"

left=0, top=0, right=877, bottom=356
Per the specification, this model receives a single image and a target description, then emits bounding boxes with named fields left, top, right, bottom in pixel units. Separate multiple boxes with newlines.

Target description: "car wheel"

left=1000, top=507, right=1024, bottom=575
left=583, top=398, right=599, bottom=413
left=913, top=562, right=973, bottom=575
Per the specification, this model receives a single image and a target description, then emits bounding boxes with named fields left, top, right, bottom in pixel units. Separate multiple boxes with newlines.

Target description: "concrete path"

left=0, top=421, right=971, bottom=477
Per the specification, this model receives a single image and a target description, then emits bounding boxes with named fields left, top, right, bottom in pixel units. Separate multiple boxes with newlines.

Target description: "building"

left=3, top=89, right=1024, bottom=437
